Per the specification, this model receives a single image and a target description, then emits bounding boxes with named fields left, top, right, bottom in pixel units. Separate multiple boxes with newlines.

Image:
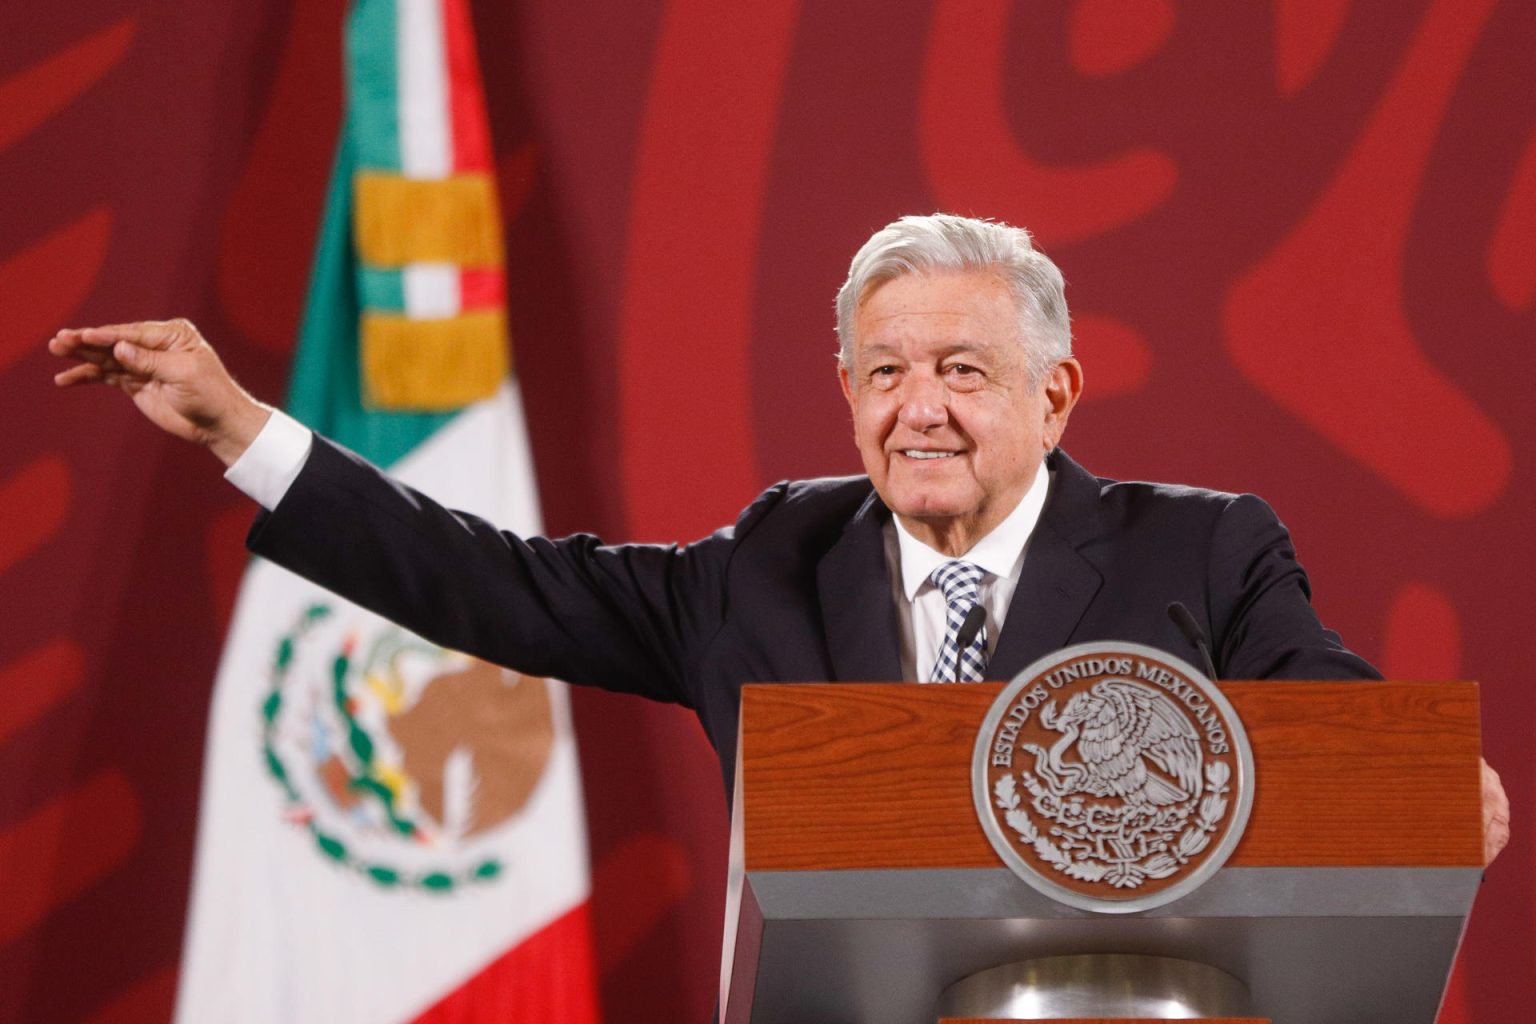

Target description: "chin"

left=889, top=492, right=978, bottom=521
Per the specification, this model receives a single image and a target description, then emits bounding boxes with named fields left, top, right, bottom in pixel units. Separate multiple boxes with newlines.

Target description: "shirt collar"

left=892, top=459, right=1051, bottom=601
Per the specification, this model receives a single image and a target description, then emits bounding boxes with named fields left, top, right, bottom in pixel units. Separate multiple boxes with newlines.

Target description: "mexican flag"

left=174, top=1, right=600, bottom=1020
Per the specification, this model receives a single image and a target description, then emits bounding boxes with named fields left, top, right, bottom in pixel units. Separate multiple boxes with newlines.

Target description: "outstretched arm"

left=49, top=319, right=271, bottom=466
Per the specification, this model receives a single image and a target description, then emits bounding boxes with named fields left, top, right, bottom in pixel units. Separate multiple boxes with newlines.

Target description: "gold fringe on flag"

left=354, top=172, right=506, bottom=267
left=360, top=311, right=510, bottom=410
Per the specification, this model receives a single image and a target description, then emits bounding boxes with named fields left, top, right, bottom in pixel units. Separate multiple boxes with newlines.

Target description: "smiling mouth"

left=901, top=450, right=958, bottom=460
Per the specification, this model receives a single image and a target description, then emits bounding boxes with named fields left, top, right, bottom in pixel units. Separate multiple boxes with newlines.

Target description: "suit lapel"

left=988, top=451, right=1104, bottom=679
left=818, top=491, right=904, bottom=682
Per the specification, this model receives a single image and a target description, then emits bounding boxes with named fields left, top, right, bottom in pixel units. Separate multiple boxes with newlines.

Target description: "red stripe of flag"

left=441, top=0, right=492, bottom=174
left=458, top=267, right=505, bottom=311
left=411, top=901, right=602, bottom=1024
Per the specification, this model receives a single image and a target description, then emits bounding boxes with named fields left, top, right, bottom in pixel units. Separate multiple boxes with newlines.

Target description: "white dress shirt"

left=224, top=408, right=311, bottom=510
left=227, top=411, right=1051, bottom=684
left=882, top=461, right=1050, bottom=682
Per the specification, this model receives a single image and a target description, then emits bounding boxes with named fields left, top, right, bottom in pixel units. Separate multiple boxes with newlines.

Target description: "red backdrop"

left=2, top=2, right=1532, bottom=1021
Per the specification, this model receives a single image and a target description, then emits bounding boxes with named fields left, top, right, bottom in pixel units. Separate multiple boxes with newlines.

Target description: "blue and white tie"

left=930, top=560, right=988, bottom=683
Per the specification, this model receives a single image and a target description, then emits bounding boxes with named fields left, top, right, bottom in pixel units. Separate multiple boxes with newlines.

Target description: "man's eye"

left=945, top=363, right=986, bottom=390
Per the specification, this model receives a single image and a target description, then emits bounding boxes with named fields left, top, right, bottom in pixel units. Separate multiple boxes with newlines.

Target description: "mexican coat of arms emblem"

left=974, top=642, right=1255, bottom=913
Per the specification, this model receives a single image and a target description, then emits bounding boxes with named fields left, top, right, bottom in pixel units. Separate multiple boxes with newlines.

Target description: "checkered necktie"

left=929, top=560, right=988, bottom=683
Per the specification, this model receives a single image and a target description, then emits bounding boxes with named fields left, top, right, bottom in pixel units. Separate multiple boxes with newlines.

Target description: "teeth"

left=904, top=450, right=956, bottom=460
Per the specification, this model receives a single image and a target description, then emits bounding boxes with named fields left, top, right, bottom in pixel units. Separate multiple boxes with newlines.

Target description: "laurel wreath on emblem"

left=993, top=761, right=1231, bottom=889
left=261, top=602, right=502, bottom=893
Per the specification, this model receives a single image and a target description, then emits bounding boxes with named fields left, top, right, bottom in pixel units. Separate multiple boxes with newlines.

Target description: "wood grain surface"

left=740, top=681, right=1482, bottom=871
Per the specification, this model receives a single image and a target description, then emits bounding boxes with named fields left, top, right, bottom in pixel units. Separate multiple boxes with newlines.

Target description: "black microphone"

left=953, top=603, right=988, bottom=681
left=1167, top=601, right=1218, bottom=680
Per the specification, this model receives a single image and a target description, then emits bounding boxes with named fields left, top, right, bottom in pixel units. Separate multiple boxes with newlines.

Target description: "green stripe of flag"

left=358, top=266, right=406, bottom=313
left=286, top=129, right=452, bottom=467
left=346, top=0, right=402, bottom=172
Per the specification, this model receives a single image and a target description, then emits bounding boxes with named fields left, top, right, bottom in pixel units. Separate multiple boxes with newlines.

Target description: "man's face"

left=839, top=270, right=1081, bottom=553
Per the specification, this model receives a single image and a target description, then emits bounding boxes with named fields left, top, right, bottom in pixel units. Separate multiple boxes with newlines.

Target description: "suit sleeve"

left=246, top=435, right=780, bottom=709
left=1207, top=493, right=1381, bottom=681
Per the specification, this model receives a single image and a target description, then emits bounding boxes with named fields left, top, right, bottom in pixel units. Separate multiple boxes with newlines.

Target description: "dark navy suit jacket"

left=249, top=439, right=1379, bottom=793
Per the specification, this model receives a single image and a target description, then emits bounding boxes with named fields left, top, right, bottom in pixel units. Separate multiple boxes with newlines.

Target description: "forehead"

left=852, top=270, right=1019, bottom=354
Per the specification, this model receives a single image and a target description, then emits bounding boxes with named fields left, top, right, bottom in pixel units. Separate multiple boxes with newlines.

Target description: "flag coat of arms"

left=175, top=1, right=600, bottom=1020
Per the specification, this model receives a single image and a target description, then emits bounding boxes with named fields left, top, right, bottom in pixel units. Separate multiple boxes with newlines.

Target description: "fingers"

left=53, top=359, right=147, bottom=390
left=50, top=326, right=194, bottom=387
left=112, top=340, right=152, bottom=374
left=53, top=362, right=106, bottom=387
left=50, top=326, right=138, bottom=359
left=51, top=319, right=200, bottom=354
left=50, top=333, right=139, bottom=379
left=51, top=336, right=131, bottom=385
left=57, top=342, right=120, bottom=368
left=1480, top=758, right=1511, bottom=867
left=110, top=338, right=200, bottom=382
left=48, top=328, right=102, bottom=357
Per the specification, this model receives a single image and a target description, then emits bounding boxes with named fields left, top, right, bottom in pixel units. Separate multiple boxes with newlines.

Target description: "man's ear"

left=1042, top=357, right=1084, bottom=448
left=838, top=363, right=855, bottom=406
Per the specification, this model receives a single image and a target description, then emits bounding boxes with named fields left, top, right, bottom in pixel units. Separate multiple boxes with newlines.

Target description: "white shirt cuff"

left=224, top=408, right=313, bottom=510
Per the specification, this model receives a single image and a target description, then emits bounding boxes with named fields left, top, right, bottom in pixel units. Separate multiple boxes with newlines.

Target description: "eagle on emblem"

left=1023, top=679, right=1202, bottom=807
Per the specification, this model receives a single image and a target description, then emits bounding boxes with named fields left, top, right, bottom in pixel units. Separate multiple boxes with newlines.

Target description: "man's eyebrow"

left=857, top=341, right=985, bottom=359
left=933, top=342, right=984, bottom=358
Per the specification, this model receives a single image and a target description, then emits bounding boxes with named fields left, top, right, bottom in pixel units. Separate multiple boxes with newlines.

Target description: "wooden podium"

left=719, top=681, right=1483, bottom=1024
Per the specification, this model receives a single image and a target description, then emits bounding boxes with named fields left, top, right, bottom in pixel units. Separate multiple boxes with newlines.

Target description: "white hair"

left=834, top=213, right=1071, bottom=383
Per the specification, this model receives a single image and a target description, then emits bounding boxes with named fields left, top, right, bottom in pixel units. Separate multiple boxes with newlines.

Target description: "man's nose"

left=896, top=376, right=948, bottom=431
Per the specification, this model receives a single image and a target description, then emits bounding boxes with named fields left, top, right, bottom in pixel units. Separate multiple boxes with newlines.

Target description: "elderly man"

left=49, top=213, right=1509, bottom=863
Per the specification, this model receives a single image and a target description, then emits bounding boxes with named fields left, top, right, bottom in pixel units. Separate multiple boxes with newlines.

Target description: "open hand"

left=1482, top=758, right=1510, bottom=867
left=50, top=319, right=271, bottom=466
